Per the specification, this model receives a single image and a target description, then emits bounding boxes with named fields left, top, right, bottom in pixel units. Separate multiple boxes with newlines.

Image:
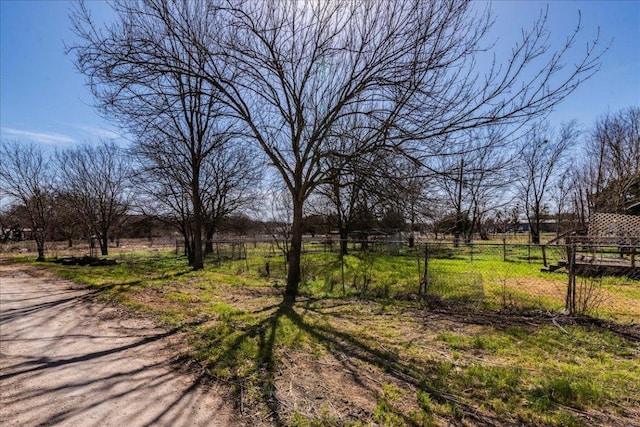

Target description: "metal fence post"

left=421, top=242, right=429, bottom=296
left=565, top=243, right=577, bottom=315
left=502, top=236, right=507, bottom=262
left=340, top=238, right=346, bottom=294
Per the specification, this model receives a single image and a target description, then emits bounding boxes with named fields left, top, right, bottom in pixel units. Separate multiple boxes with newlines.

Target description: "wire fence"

left=246, top=238, right=639, bottom=321
left=0, top=236, right=178, bottom=257
left=3, top=236, right=639, bottom=321
left=186, top=237, right=639, bottom=321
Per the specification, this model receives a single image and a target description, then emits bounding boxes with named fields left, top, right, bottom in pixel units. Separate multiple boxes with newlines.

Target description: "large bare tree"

left=70, top=0, right=603, bottom=301
left=320, top=147, right=393, bottom=255
left=0, top=142, right=55, bottom=261
left=134, top=135, right=261, bottom=263
left=71, top=0, right=250, bottom=269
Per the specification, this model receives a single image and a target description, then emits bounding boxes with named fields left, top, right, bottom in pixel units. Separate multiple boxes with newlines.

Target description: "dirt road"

left=0, top=263, right=235, bottom=426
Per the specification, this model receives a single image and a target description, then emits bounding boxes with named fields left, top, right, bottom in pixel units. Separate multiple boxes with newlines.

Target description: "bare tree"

left=201, top=143, right=262, bottom=254
left=315, top=113, right=415, bottom=254
left=587, top=107, right=640, bottom=214
left=461, top=130, right=515, bottom=241
left=548, top=170, right=573, bottom=239
left=135, top=137, right=261, bottom=263
left=0, top=142, right=55, bottom=260
left=0, top=202, right=30, bottom=242
left=563, top=165, right=591, bottom=232
left=517, top=122, right=578, bottom=244
left=434, top=127, right=514, bottom=244
left=70, top=0, right=603, bottom=301
left=134, top=131, right=260, bottom=266
left=135, top=168, right=196, bottom=259
left=397, top=174, right=431, bottom=246
left=134, top=96, right=235, bottom=269
left=50, top=190, right=81, bottom=247
left=57, top=141, right=132, bottom=256
left=320, top=149, right=384, bottom=255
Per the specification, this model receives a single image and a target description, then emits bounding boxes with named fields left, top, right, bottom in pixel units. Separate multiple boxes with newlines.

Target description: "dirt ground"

left=0, top=262, right=237, bottom=427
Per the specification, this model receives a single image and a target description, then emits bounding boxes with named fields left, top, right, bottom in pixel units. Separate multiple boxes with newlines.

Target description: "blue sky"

left=1, top=0, right=638, bottom=148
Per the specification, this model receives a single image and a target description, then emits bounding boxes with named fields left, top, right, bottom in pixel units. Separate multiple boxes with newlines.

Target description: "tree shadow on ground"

left=2, top=316, right=233, bottom=425
left=0, top=273, right=236, bottom=427
left=202, top=297, right=511, bottom=426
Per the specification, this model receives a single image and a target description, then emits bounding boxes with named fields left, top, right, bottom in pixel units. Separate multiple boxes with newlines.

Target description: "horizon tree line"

left=2, top=106, right=638, bottom=265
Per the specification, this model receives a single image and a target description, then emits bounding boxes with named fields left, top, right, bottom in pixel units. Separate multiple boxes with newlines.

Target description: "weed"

left=528, top=376, right=607, bottom=410
left=461, top=364, right=522, bottom=400
left=374, top=383, right=410, bottom=426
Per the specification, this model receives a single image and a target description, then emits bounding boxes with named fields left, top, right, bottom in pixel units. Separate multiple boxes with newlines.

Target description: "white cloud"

left=75, top=124, right=121, bottom=140
left=0, top=127, right=76, bottom=145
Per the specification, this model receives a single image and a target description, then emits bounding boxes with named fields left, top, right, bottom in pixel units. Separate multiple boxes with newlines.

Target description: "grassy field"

left=7, top=245, right=640, bottom=426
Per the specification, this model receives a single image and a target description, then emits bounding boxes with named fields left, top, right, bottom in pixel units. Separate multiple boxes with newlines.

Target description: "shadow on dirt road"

left=0, top=263, right=235, bottom=427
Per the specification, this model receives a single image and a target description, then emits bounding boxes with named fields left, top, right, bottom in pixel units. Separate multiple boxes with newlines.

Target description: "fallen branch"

left=552, top=317, right=571, bottom=335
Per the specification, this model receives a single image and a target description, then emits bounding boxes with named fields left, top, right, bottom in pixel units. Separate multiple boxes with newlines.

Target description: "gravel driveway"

left=0, top=263, right=234, bottom=426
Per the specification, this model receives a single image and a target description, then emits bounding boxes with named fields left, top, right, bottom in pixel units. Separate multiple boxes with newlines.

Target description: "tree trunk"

left=185, top=238, right=193, bottom=263
left=204, top=226, right=215, bottom=255
left=100, top=234, right=109, bottom=256
left=339, top=227, right=349, bottom=256
left=409, top=210, right=415, bottom=248
left=192, top=233, right=203, bottom=269
left=204, top=240, right=213, bottom=255
left=531, top=231, right=540, bottom=245
left=360, top=233, right=368, bottom=251
left=531, top=219, right=541, bottom=244
left=453, top=226, right=461, bottom=247
left=191, top=225, right=203, bottom=269
left=285, top=198, right=303, bottom=303
left=180, top=222, right=193, bottom=263
left=454, top=158, right=464, bottom=248
left=191, top=183, right=204, bottom=270
left=35, top=234, right=45, bottom=262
